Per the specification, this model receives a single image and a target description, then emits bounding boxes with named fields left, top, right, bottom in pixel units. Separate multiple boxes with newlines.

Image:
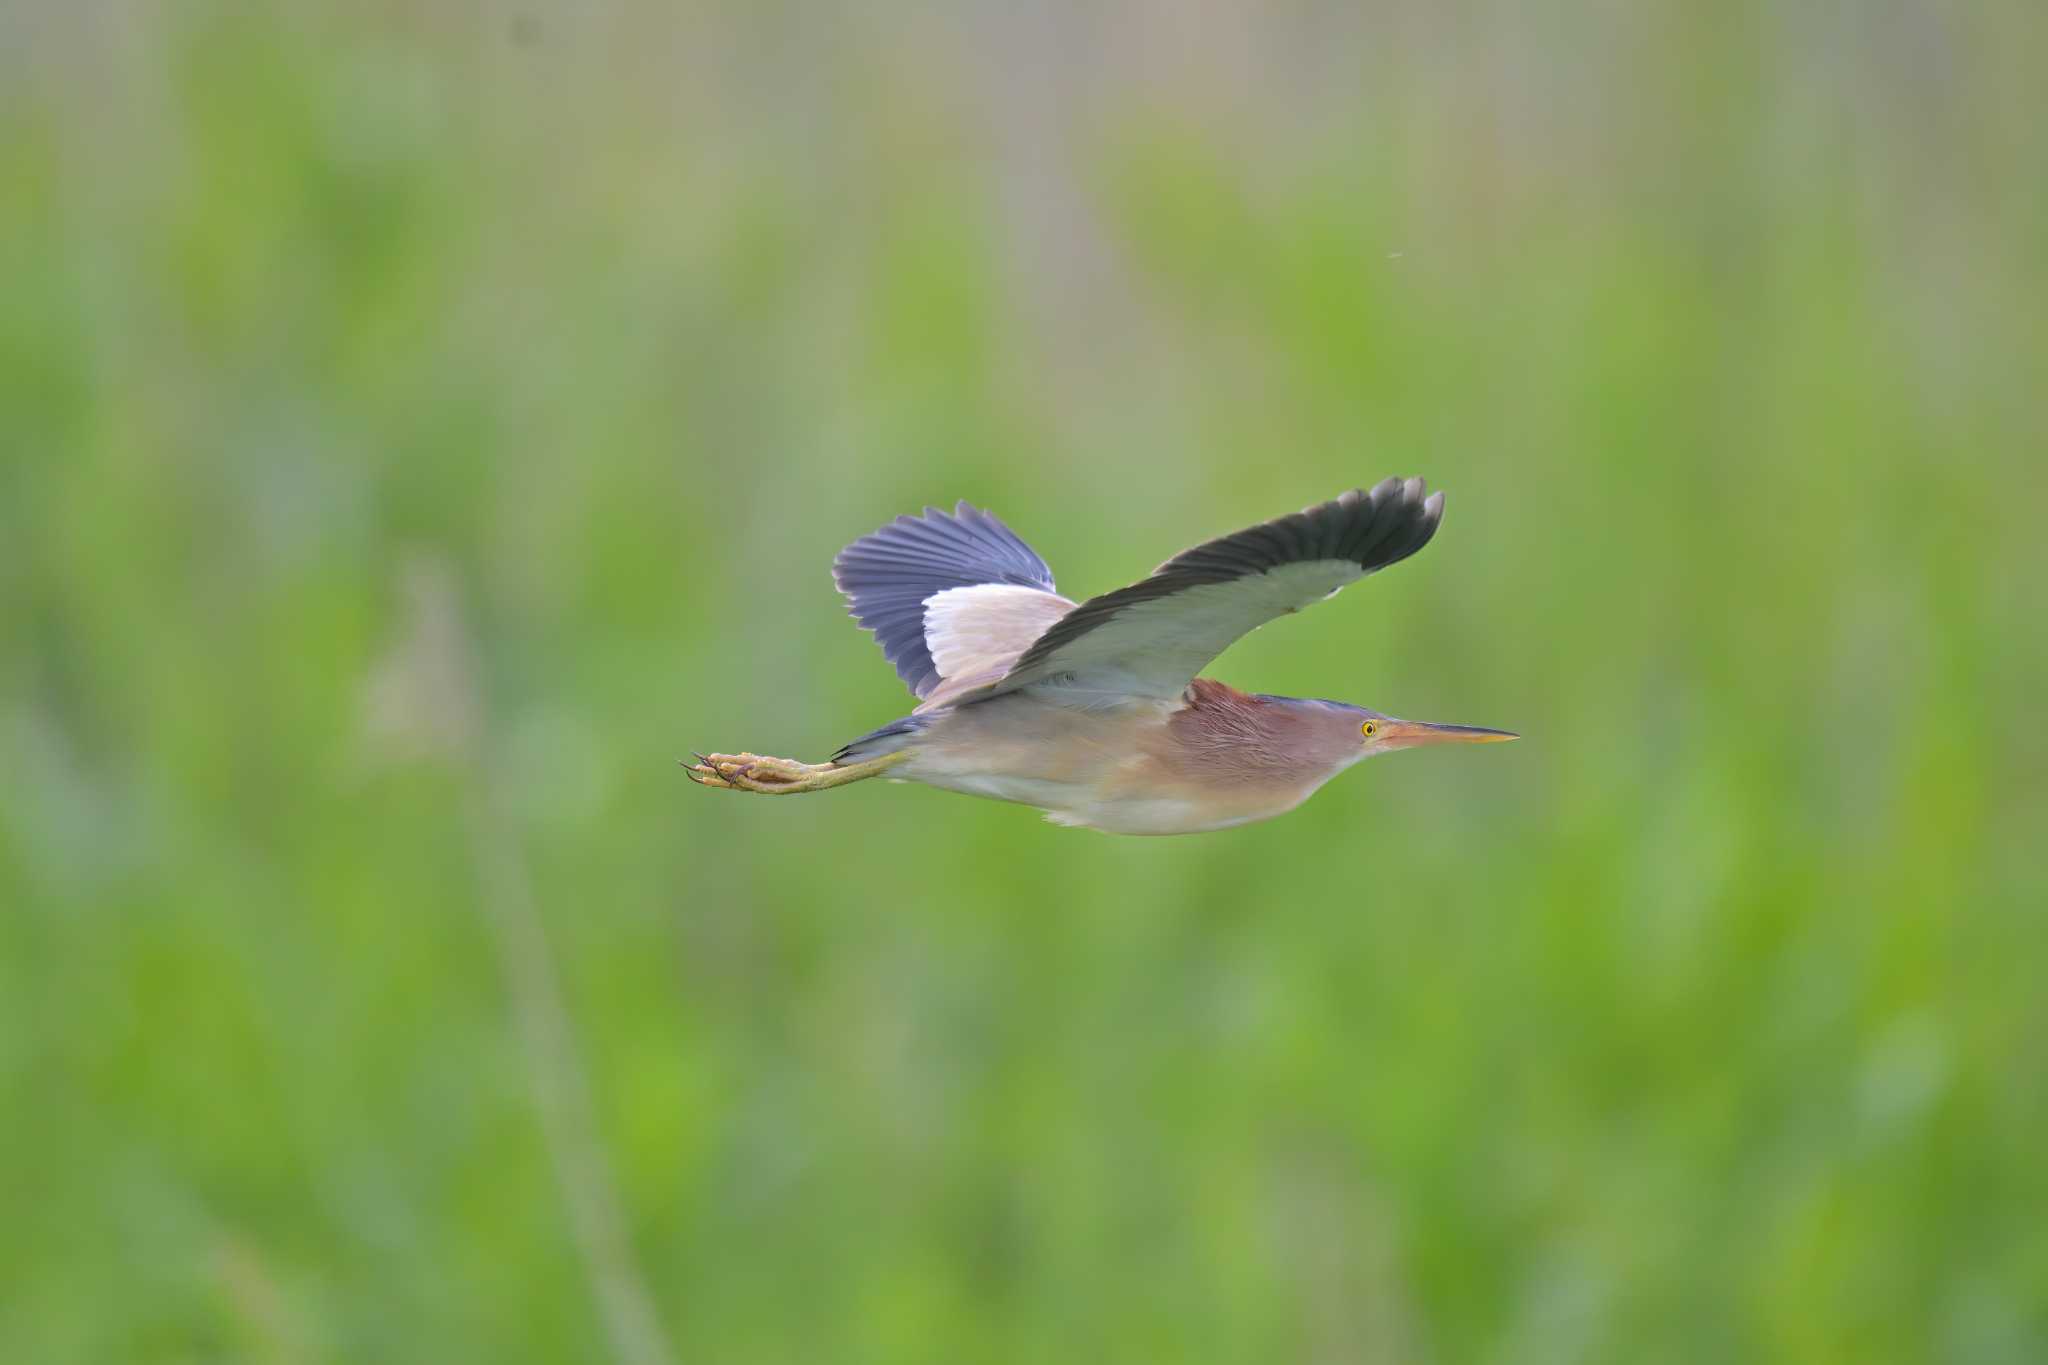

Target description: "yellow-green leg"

left=684, top=749, right=907, bottom=794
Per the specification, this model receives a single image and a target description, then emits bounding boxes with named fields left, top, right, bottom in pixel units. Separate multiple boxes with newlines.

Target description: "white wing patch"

left=1010, top=559, right=1363, bottom=699
left=923, top=584, right=1075, bottom=683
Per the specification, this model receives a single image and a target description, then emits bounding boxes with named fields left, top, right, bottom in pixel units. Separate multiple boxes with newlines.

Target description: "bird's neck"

left=1168, top=681, right=1355, bottom=786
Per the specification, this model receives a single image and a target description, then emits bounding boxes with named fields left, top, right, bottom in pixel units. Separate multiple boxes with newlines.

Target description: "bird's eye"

left=1361, top=721, right=1378, bottom=738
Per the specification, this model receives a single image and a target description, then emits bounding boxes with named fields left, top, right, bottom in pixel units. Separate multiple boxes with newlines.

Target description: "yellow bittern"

left=687, top=478, right=1515, bottom=834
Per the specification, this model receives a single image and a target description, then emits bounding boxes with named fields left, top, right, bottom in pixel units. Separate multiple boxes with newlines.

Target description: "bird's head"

left=1348, top=704, right=1518, bottom=757
left=1280, top=698, right=1518, bottom=764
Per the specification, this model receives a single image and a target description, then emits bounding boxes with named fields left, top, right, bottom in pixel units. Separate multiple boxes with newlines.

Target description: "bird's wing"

left=954, top=478, right=1444, bottom=705
left=834, top=502, right=1074, bottom=700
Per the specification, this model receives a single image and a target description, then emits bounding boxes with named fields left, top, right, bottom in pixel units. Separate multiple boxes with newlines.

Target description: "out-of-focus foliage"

left=3, top=3, right=2045, bottom=1361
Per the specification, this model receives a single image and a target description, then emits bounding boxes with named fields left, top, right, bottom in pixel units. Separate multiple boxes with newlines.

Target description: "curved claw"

left=683, top=751, right=736, bottom=788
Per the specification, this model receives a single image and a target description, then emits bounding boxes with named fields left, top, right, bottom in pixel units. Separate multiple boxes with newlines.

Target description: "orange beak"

left=1376, top=719, right=1519, bottom=750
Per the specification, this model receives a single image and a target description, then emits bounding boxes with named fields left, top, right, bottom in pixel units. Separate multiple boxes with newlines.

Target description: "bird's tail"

left=831, top=715, right=931, bottom=765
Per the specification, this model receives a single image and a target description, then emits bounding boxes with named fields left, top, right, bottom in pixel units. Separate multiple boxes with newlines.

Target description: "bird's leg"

left=684, top=748, right=907, bottom=795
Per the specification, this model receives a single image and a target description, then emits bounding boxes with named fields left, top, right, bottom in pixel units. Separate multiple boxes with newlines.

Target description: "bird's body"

left=891, top=682, right=1344, bottom=834
left=688, top=479, right=1514, bottom=834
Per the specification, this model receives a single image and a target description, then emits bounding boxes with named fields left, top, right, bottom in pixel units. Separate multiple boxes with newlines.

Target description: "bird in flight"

left=687, top=477, right=1515, bottom=834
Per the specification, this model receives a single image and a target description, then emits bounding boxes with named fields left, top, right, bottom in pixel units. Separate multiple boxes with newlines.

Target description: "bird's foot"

left=683, top=751, right=822, bottom=794
left=684, top=747, right=909, bottom=795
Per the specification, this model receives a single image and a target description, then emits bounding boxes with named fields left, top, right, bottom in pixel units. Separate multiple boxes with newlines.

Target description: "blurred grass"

left=4, top=2, right=2047, bottom=1361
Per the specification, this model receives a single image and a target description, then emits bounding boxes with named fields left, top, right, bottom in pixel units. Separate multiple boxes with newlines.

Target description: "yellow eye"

left=1361, top=720, right=1378, bottom=738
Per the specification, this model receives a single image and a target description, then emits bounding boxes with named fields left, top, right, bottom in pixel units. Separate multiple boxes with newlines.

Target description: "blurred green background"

left=5, top=2, right=2046, bottom=1360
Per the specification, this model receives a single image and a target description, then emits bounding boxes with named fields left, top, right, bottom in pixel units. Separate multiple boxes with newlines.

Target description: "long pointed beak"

left=1377, top=719, right=1519, bottom=749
